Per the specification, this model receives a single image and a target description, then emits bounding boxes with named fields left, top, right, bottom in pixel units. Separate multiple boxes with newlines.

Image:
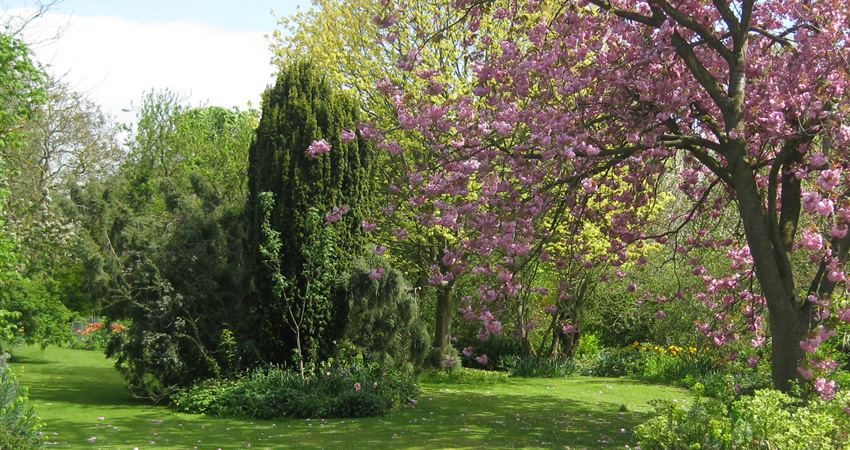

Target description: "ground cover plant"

left=10, top=345, right=690, bottom=449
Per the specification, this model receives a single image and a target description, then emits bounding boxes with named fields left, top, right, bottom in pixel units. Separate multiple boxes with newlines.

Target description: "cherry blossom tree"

left=373, top=0, right=850, bottom=394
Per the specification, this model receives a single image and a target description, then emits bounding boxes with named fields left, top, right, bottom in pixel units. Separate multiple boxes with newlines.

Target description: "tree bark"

left=434, top=282, right=455, bottom=364
left=727, top=143, right=807, bottom=393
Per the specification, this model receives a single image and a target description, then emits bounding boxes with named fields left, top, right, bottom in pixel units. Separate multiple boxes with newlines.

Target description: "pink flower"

left=799, top=367, right=815, bottom=379
left=655, top=310, right=666, bottom=319
left=325, top=205, right=349, bottom=225
left=88, top=437, right=96, bottom=443
left=817, top=199, right=835, bottom=217
left=306, top=139, right=332, bottom=158
left=747, top=355, right=760, bottom=368
left=369, top=268, right=385, bottom=280
left=802, top=230, right=823, bottom=251
left=817, top=169, right=841, bottom=190
left=837, top=308, right=850, bottom=323
left=362, top=220, right=377, bottom=232
left=545, top=304, right=558, bottom=314
left=354, top=382, right=362, bottom=391
left=463, top=346, right=474, bottom=357
left=814, top=377, right=836, bottom=401
left=476, top=354, right=489, bottom=365
left=375, top=245, right=387, bottom=256
left=340, top=129, right=356, bottom=143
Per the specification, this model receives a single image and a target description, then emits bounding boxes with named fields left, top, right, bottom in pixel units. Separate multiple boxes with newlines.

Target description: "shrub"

left=418, top=366, right=510, bottom=385
left=635, top=395, right=732, bottom=450
left=336, top=256, right=429, bottom=373
left=506, top=354, right=578, bottom=378
left=731, top=389, right=850, bottom=450
left=635, top=389, right=850, bottom=450
left=578, top=347, right=641, bottom=377
left=70, top=319, right=129, bottom=351
left=172, top=357, right=420, bottom=419
left=0, top=354, right=41, bottom=449
left=455, top=334, right=523, bottom=370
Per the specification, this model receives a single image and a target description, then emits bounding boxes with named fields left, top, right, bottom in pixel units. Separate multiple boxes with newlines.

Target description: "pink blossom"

left=817, top=169, right=841, bottom=190
left=340, top=129, right=356, bottom=143
left=827, top=267, right=845, bottom=283
left=523, top=321, right=535, bottom=330
left=830, top=225, right=848, bottom=239
left=306, top=139, right=332, bottom=158
left=581, top=178, right=597, bottom=193
left=463, top=346, right=474, bottom=357
left=814, top=378, right=836, bottom=401
left=799, top=367, right=815, bottom=379
left=544, top=304, right=558, bottom=314
left=747, top=355, right=760, bottom=368
left=802, top=230, right=824, bottom=251
left=369, top=268, right=386, bottom=280
left=325, top=205, right=349, bottom=224
left=655, top=310, right=666, bottom=319
left=837, top=308, right=850, bottom=323
left=375, top=245, right=387, bottom=256
left=817, top=199, right=835, bottom=217
left=476, top=354, right=489, bottom=365
left=362, top=220, right=377, bottom=232
left=810, top=153, right=828, bottom=168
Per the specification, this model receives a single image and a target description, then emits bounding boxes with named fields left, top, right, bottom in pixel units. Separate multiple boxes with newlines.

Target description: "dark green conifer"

left=246, top=62, right=375, bottom=365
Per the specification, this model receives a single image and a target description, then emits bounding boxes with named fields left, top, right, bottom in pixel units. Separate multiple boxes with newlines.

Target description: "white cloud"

left=10, top=7, right=276, bottom=123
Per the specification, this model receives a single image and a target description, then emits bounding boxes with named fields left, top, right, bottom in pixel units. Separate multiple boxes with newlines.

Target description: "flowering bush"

left=71, top=320, right=129, bottom=351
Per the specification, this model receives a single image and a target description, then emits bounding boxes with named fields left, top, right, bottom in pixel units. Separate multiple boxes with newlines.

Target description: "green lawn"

left=9, top=346, right=689, bottom=449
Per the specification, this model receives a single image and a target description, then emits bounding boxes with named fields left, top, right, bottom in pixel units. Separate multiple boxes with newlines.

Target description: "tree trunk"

left=434, top=282, right=455, bottom=364
left=728, top=145, right=807, bottom=393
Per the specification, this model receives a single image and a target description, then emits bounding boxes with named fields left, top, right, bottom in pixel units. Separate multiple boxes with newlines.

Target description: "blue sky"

left=1, top=0, right=312, bottom=123
left=4, top=0, right=308, bottom=30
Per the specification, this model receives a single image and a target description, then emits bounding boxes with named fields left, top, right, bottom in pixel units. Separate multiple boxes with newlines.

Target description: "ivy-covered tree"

left=246, top=61, right=376, bottom=366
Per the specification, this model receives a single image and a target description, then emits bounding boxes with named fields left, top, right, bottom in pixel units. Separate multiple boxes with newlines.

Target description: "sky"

left=1, top=0, right=312, bottom=123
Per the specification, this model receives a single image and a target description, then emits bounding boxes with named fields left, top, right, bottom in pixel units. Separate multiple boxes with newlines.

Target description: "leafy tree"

left=246, top=61, right=376, bottom=366
left=0, top=31, right=43, bottom=146
left=0, top=30, right=70, bottom=351
left=380, top=0, right=850, bottom=394
left=67, top=94, right=259, bottom=399
left=272, top=0, right=519, bottom=365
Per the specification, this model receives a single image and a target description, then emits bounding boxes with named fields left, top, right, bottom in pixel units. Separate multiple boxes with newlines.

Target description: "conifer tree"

left=246, top=62, right=375, bottom=365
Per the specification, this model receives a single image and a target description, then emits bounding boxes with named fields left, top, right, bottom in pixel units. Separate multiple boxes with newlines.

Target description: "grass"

left=9, top=345, right=690, bottom=449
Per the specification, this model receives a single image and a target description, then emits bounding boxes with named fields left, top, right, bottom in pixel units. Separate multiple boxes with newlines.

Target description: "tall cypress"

left=246, top=62, right=375, bottom=365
